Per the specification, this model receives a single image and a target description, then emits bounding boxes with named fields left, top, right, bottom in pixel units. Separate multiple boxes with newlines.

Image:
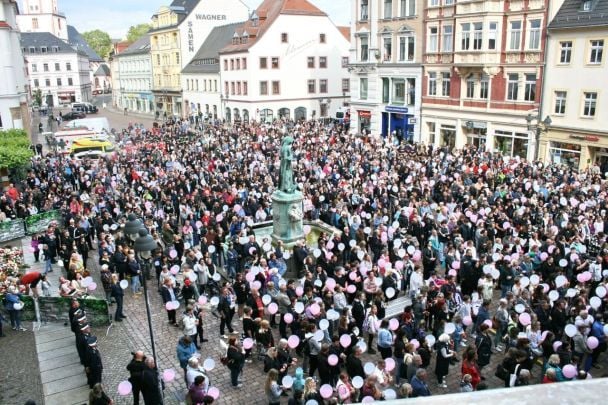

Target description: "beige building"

left=349, top=0, right=424, bottom=139
left=540, top=0, right=608, bottom=170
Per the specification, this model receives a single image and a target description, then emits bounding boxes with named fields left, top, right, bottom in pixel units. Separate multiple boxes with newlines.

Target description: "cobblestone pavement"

left=0, top=322, right=43, bottom=404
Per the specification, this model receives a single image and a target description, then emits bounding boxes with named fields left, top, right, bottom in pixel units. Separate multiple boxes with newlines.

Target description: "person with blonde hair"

left=303, top=377, right=322, bottom=403
left=265, top=368, right=283, bottom=405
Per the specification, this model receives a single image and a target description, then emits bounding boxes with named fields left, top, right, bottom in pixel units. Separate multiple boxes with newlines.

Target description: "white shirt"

left=183, top=313, right=197, bottom=336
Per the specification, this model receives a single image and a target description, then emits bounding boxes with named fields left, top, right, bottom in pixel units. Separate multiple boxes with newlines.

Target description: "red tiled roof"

left=220, top=0, right=327, bottom=54
left=338, top=26, right=350, bottom=41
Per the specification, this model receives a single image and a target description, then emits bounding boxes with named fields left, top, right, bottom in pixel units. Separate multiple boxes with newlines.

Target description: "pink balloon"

left=268, top=302, right=278, bottom=314
left=577, top=273, right=586, bottom=283
left=346, top=285, right=356, bottom=294
left=170, top=265, right=180, bottom=275
left=165, top=302, right=174, bottom=311
left=395, top=261, right=404, bottom=270
left=296, top=286, right=304, bottom=296
left=198, top=295, right=207, bottom=305
left=389, top=318, right=399, bottom=331
left=88, top=282, right=97, bottom=291
left=320, top=384, right=333, bottom=399
left=325, top=278, right=336, bottom=290
left=215, top=214, right=223, bottom=222
left=410, top=339, right=420, bottom=350
left=548, top=245, right=556, bottom=254
left=540, top=252, right=548, bottom=261
left=463, top=316, right=472, bottom=326
left=327, top=241, right=335, bottom=250
left=245, top=271, right=255, bottom=282
left=117, top=381, right=132, bottom=395
left=169, top=250, right=177, bottom=258
left=233, top=204, right=241, bottom=213
left=328, top=354, right=339, bottom=366
left=587, top=336, right=599, bottom=350
left=310, top=303, right=320, bottom=315
left=362, top=396, right=375, bottom=403
left=563, top=364, right=577, bottom=379
left=483, top=319, right=493, bottom=328
left=349, top=272, right=358, bottom=281
left=385, top=357, right=395, bottom=372
left=340, top=334, right=351, bottom=348
left=582, top=272, right=592, bottom=282
left=243, top=337, right=254, bottom=349
left=162, top=369, right=176, bottom=382
left=448, top=269, right=457, bottom=277
left=519, top=312, right=531, bottom=326
left=412, top=251, right=422, bottom=262
left=378, top=258, right=386, bottom=268
left=553, top=341, right=562, bottom=352
left=252, top=280, right=262, bottom=290
left=207, top=386, right=220, bottom=399
left=284, top=313, right=294, bottom=324
left=288, top=335, right=300, bottom=349
left=451, top=261, right=460, bottom=270
left=196, top=221, right=203, bottom=229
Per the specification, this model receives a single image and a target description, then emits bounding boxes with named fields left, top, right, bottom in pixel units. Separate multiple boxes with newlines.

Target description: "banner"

left=25, top=210, right=63, bottom=235
left=0, top=219, right=26, bottom=243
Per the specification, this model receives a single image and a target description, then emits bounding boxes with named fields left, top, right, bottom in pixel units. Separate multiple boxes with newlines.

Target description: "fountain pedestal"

left=271, top=190, right=304, bottom=249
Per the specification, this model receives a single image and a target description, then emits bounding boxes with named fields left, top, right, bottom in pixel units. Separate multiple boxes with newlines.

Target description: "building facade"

left=21, top=32, right=91, bottom=107
left=149, top=0, right=249, bottom=117
left=539, top=0, right=608, bottom=170
left=349, top=0, right=423, bottom=140
left=421, top=0, right=549, bottom=162
left=16, top=0, right=68, bottom=41
left=218, top=0, right=351, bottom=123
left=116, top=35, right=154, bottom=114
left=0, top=0, right=30, bottom=132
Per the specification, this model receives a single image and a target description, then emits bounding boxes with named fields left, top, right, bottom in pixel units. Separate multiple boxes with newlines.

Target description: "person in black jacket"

left=141, top=357, right=162, bottom=405
left=127, top=351, right=147, bottom=405
left=110, top=274, right=126, bottom=322
left=226, top=336, right=245, bottom=387
left=345, top=346, right=365, bottom=379
left=85, top=336, right=103, bottom=388
left=161, top=278, right=179, bottom=326
left=317, top=344, right=332, bottom=386
left=351, top=293, right=366, bottom=333
left=218, top=287, right=235, bottom=337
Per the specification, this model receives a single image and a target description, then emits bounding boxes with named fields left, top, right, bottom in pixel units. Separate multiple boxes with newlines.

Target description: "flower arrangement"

left=0, top=246, right=26, bottom=292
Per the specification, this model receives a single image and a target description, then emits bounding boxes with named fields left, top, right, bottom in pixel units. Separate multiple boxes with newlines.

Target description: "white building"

left=218, top=0, right=351, bottom=123
left=539, top=0, right=608, bottom=170
left=16, top=0, right=68, bottom=41
left=0, top=0, right=30, bottom=132
left=21, top=32, right=91, bottom=107
left=182, top=22, right=242, bottom=122
left=116, top=35, right=154, bottom=114
left=348, top=0, right=423, bottom=140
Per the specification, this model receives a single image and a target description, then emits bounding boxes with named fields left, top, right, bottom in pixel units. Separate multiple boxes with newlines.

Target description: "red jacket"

left=461, top=359, right=481, bottom=389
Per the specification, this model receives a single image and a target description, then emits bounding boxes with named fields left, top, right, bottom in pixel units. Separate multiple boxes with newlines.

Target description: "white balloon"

left=590, top=296, right=602, bottom=309
left=319, top=319, right=330, bottom=330
left=565, top=324, right=577, bottom=338
left=212, top=273, right=221, bottom=282
left=566, top=288, right=578, bottom=298
left=364, top=362, right=375, bottom=375
left=386, top=287, right=395, bottom=299
left=596, top=286, right=607, bottom=298
left=393, top=239, right=402, bottom=248
left=384, top=388, right=397, bottom=400
left=352, top=376, right=364, bottom=389
left=282, top=375, right=294, bottom=388
left=555, top=275, right=567, bottom=288
left=530, top=274, right=540, bottom=285
left=425, top=334, right=436, bottom=347
left=120, top=280, right=128, bottom=289
left=209, top=296, right=219, bottom=306
left=208, top=245, right=216, bottom=254
left=515, top=304, right=525, bottom=314
left=294, top=302, right=305, bottom=314
left=262, top=294, right=272, bottom=305
left=314, top=330, right=325, bottom=341
left=444, top=322, right=456, bottom=334
left=548, top=290, right=559, bottom=302
left=407, top=246, right=415, bottom=255
left=520, top=277, right=530, bottom=288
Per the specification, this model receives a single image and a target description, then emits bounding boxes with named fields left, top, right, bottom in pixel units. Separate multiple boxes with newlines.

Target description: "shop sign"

left=385, top=106, right=408, bottom=114
left=187, top=21, right=194, bottom=52
left=358, top=110, right=371, bottom=118
left=408, top=118, right=417, bottom=124
left=570, top=134, right=599, bottom=142
left=465, top=121, right=487, bottom=129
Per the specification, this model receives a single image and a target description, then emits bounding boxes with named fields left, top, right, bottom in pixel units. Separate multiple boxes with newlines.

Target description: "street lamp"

left=124, top=214, right=143, bottom=241
left=133, top=226, right=163, bottom=404
left=526, top=113, right=552, bottom=161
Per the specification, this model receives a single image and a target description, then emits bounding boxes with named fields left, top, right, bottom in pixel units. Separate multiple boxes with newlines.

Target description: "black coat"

left=345, top=354, right=364, bottom=379
left=475, top=333, right=493, bottom=368
left=141, top=368, right=162, bottom=405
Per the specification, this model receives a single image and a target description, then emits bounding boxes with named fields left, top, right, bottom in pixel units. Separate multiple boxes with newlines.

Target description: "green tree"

left=127, top=23, right=151, bottom=42
left=0, top=129, right=33, bottom=169
left=33, top=89, right=42, bottom=106
left=82, top=29, right=112, bottom=59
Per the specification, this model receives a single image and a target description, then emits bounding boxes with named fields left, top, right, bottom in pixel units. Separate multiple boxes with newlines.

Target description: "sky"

left=23, top=0, right=351, bottom=39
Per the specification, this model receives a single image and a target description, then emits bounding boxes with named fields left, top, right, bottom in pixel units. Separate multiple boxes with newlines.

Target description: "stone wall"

left=2, top=295, right=110, bottom=326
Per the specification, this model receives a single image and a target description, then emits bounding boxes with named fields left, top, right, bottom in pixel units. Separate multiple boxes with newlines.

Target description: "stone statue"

left=279, top=135, right=295, bottom=193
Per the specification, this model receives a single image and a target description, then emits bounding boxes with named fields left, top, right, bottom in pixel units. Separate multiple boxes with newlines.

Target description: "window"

left=319, top=79, right=328, bottom=93
left=399, top=36, right=415, bottom=61
left=308, top=57, right=315, bottom=68
left=466, top=75, right=475, bottom=98
left=260, top=81, right=268, bottom=95
left=224, top=60, right=228, bottom=70
left=33, top=79, right=39, bottom=87
left=56, top=78, right=62, bottom=86
left=342, top=57, right=349, bottom=67
left=509, top=21, right=522, bottom=50
left=560, top=41, right=572, bottom=63
left=308, top=80, right=316, bottom=93
left=430, top=0, right=439, bottom=6
left=384, top=0, right=392, bottom=19
left=583, top=1, right=592, bottom=11
left=236, top=59, right=241, bottom=69
left=272, top=81, right=280, bottom=95
left=507, top=73, right=519, bottom=100
left=224, top=81, right=229, bottom=95
left=360, top=36, right=369, bottom=61
left=45, top=78, right=50, bottom=87
left=157, top=55, right=161, bottom=66
left=230, top=82, right=235, bottom=95
left=281, top=33, right=288, bottom=43
left=320, top=33, right=326, bottom=43
left=428, top=27, right=438, bottom=52
left=480, top=75, right=489, bottom=99
left=524, top=74, right=536, bottom=101
left=271, top=57, right=279, bottom=68
left=442, top=25, right=453, bottom=52
left=360, top=78, right=368, bottom=99
left=583, top=92, right=597, bottom=117
left=342, top=78, right=350, bottom=92
left=393, top=79, right=405, bottom=104
left=400, top=0, right=415, bottom=17
left=259, top=57, right=267, bottom=69
left=528, top=19, right=541, bottom=50
left=230, top=59, right=234, bottom=70
left=549, top=142, right=581, bottom=167
left=554, top=91, right=567, bottom=114
left=473, top=23, right=483, bottom=50
left=175, top=52, right=180, bottom=65
left=243, top=82, right=248, bottom=95
left=319, top=57, right=327, bottom=68
left=40, top=46, right=47, bottom=53
left=43, top=63, right=49, bottom=72
left=461, top=23, right=470, bottom=50
left=441, top=72, right=451, bottom=96
left=590, top=40, right=604, bottom=64
left=383, top=37, right=392, bottom=61
left=495, top=130, right=529, bottom=158
left=32, top=18, right=39, bottom=29
left=488, top=22, right=497, bottom=50
left=31, top=64, right=37, bottom=72
left=428, top=72, right=437, bottom=95
left=360, top=0, right=369, bottom=20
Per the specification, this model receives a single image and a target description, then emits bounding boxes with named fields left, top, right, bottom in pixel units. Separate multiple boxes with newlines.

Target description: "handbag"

left=509, top=364, right=521, bottom=387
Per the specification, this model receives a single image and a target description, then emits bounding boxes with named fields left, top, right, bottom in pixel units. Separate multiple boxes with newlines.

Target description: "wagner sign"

left=195, top=14, right=227, bottom=21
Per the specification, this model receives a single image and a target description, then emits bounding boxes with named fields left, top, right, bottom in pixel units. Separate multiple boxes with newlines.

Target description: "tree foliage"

left=82, top=29, right=112, bottom=59
left=0, top=129, right=33, bottom=169
left=127, top=23, right=151, bottom=42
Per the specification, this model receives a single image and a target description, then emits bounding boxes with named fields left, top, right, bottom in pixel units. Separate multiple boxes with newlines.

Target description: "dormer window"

left=242, top=31, right=249, bottom=44
left=583, top=1, right=592, bottom=11
left=232, top=31, right=240, bottom=45
left=251, top=11, right=259, bottom=27
left=40, top=46, right=47, bottom=53
left=29, top=46, right=35, bottom=53
left=52, top=46, right=59, bottom=52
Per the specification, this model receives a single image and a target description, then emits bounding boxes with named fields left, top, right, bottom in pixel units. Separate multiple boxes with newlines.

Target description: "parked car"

left=62, top=111, right=86, bottom=121
left=83, top=103, right=98, bottom=114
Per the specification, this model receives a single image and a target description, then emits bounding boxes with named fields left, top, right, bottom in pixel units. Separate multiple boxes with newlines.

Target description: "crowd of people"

left=2, top=114, right=608, bottom=404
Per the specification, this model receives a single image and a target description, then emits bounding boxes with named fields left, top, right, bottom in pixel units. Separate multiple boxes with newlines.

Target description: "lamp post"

left=132, top=225, right=163, bottom=404
left=526, top=113, right=552, bottom=161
